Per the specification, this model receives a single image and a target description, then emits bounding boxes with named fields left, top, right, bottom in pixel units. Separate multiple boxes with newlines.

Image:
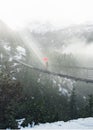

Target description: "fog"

left=62, top=38, right=93, bottom=57
left=0, top=0, right=93, bottom=29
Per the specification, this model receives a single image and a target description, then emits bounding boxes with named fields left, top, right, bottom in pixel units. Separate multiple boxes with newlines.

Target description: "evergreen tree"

left=69, top=87, right=78, bottom=119
left=0, top=67, right=23, bottom=129
left=85, top=94, right=93, bottom=117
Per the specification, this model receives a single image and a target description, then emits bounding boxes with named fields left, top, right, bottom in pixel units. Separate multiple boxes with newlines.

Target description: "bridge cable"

left=14, top=59, right=93, bottom=83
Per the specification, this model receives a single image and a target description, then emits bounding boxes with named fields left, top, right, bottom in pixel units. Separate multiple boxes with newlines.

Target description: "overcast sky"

left=0, top=0, right=93, bottom=29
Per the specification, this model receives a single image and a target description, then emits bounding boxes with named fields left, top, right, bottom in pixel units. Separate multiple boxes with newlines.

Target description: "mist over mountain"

left=25, top=23, right=93, bottom=67
left=27, top=23, right=93, bottom=48
left=1, top=20, right=93, bottom=103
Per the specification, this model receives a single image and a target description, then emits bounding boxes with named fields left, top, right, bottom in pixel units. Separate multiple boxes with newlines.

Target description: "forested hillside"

left=0, top=21, right=93, bottom=128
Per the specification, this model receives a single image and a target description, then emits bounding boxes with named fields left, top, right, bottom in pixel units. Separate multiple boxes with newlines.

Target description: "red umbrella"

left=43, top=57, right=48, bottom=62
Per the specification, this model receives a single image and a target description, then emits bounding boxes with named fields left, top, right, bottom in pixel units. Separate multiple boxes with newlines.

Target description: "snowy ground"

left=20, top=117, right=93, bottom=130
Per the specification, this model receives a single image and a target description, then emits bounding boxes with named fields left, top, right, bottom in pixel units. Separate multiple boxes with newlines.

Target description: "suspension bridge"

left=14, top=59, right=93, bottom=83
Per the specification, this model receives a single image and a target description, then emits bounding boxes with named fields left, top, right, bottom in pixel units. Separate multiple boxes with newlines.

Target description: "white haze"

left=0, top=0, right=93, bottom=67
left=0, top=0, right=93, bottom=29
left=19, top=31, right=51, bottom=68
left=59, top=38, right=93, bottom=67
left=62, top=39, right=93, bottom=58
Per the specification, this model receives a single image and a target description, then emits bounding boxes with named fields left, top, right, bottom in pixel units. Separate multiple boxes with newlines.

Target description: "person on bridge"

left=43, top=57, right=48, bottom=70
